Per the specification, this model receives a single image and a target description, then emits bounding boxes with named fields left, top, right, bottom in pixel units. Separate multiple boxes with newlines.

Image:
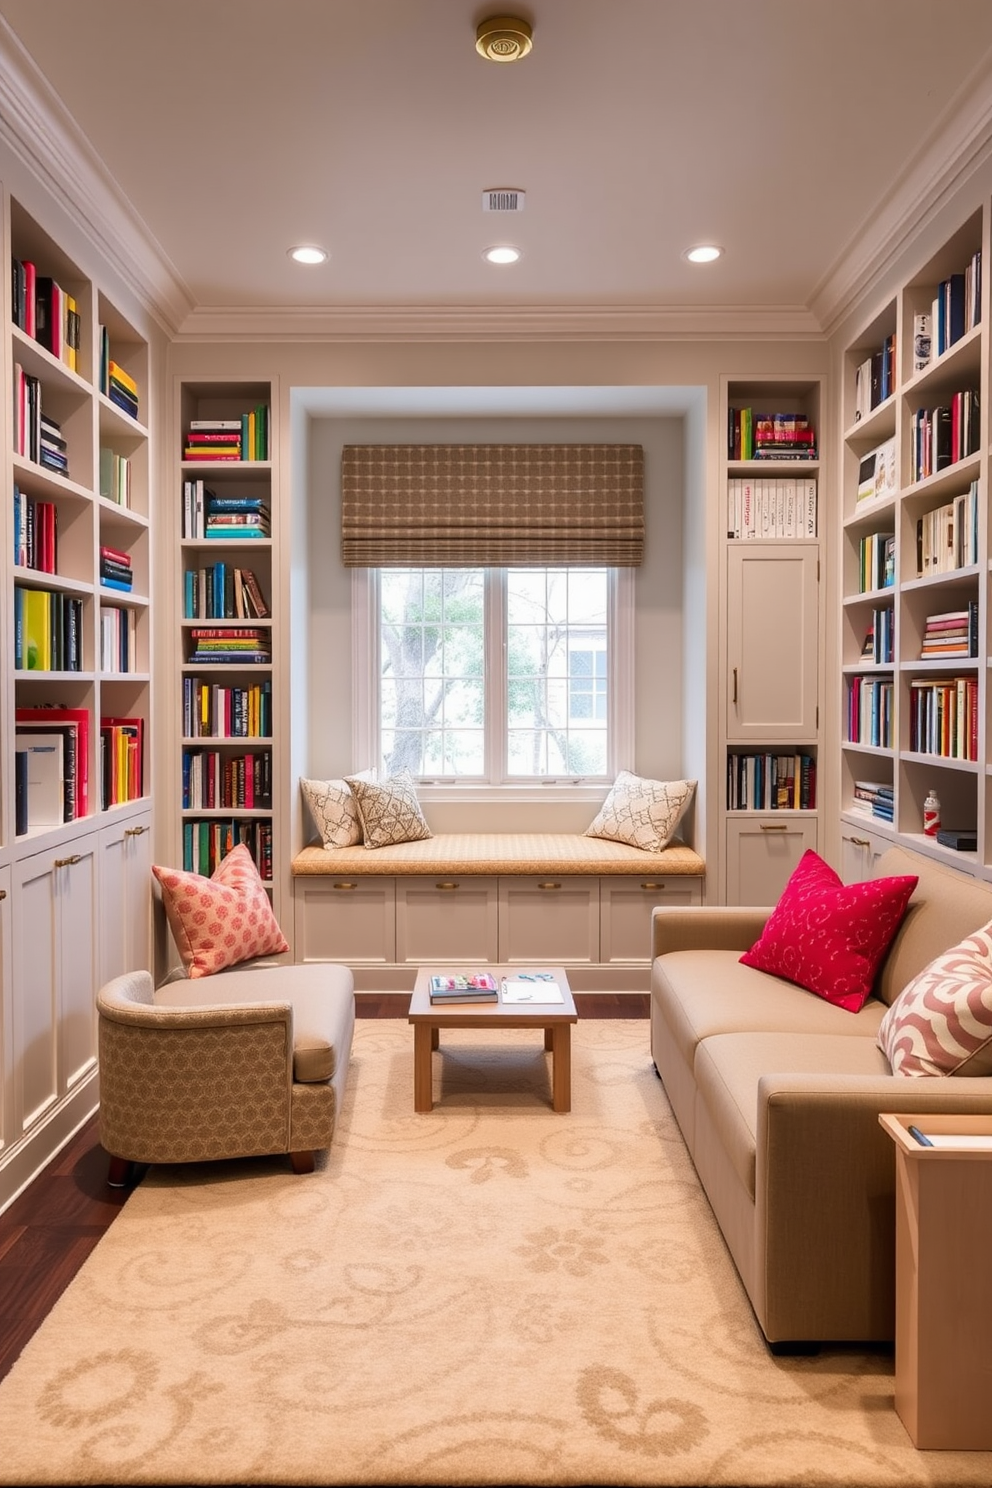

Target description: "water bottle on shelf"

left=923, top=789, right=941, bottom=838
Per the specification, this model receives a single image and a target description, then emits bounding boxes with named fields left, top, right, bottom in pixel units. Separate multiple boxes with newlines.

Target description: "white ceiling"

left=3, top=0, right=992, bottom=337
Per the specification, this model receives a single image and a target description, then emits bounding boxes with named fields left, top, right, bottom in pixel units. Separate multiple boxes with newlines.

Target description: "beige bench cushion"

left=653, top=949, right=888, bottom=1072
left=156, top=962, right=354, bottom=1084
left=292, top=832, right=704, bottom=877
left=694, top=1031, right=892, bottom=1199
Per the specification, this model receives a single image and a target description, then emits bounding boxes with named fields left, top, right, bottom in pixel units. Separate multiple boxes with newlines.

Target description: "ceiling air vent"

left=483, top=188, right=526, bottom=212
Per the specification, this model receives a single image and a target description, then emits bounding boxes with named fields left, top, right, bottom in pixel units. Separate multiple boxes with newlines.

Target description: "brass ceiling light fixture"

left=476, top=15, right=533, bottom=62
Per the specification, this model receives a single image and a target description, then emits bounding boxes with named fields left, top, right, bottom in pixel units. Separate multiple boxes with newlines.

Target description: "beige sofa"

left=650, top=845, right=992, bottom=1349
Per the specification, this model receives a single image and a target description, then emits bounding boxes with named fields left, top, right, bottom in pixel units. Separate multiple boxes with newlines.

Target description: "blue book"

left=101, top=577, right=134, bottom=592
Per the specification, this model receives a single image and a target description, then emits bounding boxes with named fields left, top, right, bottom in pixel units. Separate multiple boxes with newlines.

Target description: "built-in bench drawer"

left=395, top=875, right=499, bottom=964
left=294, top=876, right=396, bottom=966
left=497, top=875, right=600, bottom=965
left=600, top=874, right=703, bottom=965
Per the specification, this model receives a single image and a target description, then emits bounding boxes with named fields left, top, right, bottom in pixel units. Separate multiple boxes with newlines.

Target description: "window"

left=357, top=566, right=631, bottom=785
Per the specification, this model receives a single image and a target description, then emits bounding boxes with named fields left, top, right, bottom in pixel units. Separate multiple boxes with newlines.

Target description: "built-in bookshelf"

left=176, top=381, right=275, bottom=886
left=839, top=204, right=988, bottom=876
left=3, top=188, right=155, bottom=1214
left=720, top=377, right=825, bottom=902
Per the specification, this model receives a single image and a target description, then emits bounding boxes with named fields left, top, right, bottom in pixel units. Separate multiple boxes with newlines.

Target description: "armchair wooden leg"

left=289, top=1150, right=316, bottom=1174
left=107, top=1154, right=135, bottom=1188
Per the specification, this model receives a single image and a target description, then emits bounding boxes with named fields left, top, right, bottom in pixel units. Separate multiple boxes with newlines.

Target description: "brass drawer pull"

left=758, top=823, right=788, bottom=832
left=732, top=666, right=738, bottom=703
left=0, top=888, right=6, bottom=901
left=850, top=836, right=870, bottom=847
left=54, top=854, right=82, bottom=868
left=435, top=881, right=459, bottom=890
left=537, top=881, right=562, bottom=890
left=332, top=881, right=357, bottom=890
left=640, top=882, right=665, bottom=891
left=125, top=825, right=147, bottom=837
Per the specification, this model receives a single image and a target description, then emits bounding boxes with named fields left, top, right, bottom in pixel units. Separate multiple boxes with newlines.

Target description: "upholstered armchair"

left=96, top=962, right=355, bottom=1185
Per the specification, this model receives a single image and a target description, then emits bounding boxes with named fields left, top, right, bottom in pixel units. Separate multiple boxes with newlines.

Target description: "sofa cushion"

left=152, top=845, right=289, bottom=978
left=156, top=962, right=355, bottom=1083
left=584, top=770, right=695, bottom=853
left=872, top=847, right=992, bottom=1006
left=652, top=949, right=888, bottom=1073
left=877, top=919, right=992, bottom=1077
left=694, top=1032, right=893, bottom=1199
left=740, top=850, right=917, bottom=1012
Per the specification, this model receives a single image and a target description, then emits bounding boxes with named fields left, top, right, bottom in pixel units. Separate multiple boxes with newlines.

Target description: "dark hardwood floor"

left=0, top=991, right=647, bottom=1384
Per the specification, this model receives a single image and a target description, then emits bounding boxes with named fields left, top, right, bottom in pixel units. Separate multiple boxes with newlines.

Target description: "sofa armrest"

left=650, top=904, right=773, bottom=959
left=755, top=1072, right=992, bottom=1341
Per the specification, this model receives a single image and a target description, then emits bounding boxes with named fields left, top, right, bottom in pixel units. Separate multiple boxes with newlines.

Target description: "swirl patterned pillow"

left=740, top=849, right=918, bottom=1012
left=300, top=772, right=376, bottom=848
left=877, top=921, right=992, bottom=1076
left=584, top=771, right=696, bottom=853
left=345, top=769, right=432, bottom=849
left=152, top=844, right=289, bottom=978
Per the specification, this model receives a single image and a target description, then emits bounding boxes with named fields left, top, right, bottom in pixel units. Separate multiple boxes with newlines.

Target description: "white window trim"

left=352, top=566, right=633, bottom=802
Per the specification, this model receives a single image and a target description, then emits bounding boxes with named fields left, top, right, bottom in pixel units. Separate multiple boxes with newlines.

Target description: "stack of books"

left=428, top=972, right=498, bottom=1004
left=852, top=780, right=894, bottom=823
left=100, top=544, right=133, bottom=593
left=187, top=625, right=272, bottom=665
left=728, top=407, right=817, bottom=460
left=920, top=604, right=978, bottom=659
left=204, top=491, right=270, bottom=539
left=107, top=360, right=139, bottom=421
left=184, top=420, right=242, bottom=460
left=39, top=413, right=67, bottom=476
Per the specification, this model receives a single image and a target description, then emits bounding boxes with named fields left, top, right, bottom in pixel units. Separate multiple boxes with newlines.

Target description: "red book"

left=16, top=705, right=89, bottom=818
left=99, top=543, right=132, bottom=566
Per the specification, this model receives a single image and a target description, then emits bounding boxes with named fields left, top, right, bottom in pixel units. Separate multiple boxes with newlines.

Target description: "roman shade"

left=340, top=443, right=644, bottom=566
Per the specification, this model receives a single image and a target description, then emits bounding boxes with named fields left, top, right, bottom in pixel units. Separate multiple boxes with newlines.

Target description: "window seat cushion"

left=291, top=832, right=704, bottom=877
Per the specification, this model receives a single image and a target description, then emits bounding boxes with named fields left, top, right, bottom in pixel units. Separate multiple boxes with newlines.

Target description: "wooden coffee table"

left=408, top=966, right=578, bottom=1113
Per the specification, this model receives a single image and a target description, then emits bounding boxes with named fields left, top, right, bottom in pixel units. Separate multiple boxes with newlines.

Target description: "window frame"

left=352, top=565, right=634, bottom=802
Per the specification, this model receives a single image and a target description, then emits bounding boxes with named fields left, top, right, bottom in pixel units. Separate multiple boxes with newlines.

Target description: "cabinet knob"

left=332, top=881, right=357, bottom=890
left=758, top=823, right=788, bottom=832
left=54, top=854, right=82, bottom=868
left=435, top=881, right=459, bottom=890
left=124, top=825, right=147, bottom=837
left=537, top=881, right=562, bottom=890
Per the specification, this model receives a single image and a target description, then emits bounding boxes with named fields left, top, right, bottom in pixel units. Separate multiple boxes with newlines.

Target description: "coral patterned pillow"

left=877, top=921, right=992, bottom=1076
left=152, top=844, right=288, bottom=978
left=740, top=849, right=918, bottom=1012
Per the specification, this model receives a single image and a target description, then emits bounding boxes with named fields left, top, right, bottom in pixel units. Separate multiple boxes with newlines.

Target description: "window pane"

left=506, top=568, right=608, bottom=778
left=379, top=569, right=485, bottom=777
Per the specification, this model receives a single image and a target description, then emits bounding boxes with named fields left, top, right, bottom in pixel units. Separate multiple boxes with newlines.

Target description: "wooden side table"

left=879, top=1113, right=992, bottom=1450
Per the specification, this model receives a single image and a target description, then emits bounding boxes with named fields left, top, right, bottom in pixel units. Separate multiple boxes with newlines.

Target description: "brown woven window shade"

left=340, top=443, right=644, bottom=566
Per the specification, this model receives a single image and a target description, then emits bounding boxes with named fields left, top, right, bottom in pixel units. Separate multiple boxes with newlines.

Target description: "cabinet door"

left=99, top=810, right=153, bottom=984
left=0, top=868, right=12, bottom=1163
left=727, top=545, right=818, bottom=741
left=498, top=877, right=600, bottom=965
left=293, top=877, right=396, bottom=965
left=839, top=824, right=889, bottom=884
left=600, top=875, right=703, bottom=966
left=725, top=816, right=818, bottom=905
left=396, top=876, right=498, bottom=964
left=57, top=836, right=100, bottom=1093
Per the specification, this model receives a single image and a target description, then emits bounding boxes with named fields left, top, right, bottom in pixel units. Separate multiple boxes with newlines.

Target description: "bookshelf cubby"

left=175, top=380, right=275, bottom=888
left=839, top=204, right=988, bottom=877
left=720, top=376, right=825, bottom=903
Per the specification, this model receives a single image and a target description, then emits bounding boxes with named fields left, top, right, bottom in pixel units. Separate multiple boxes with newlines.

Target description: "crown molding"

left=811, top=56, right=992, bottom=337
left=0, top=21, right=193, bottom=335
left=172, top=302, right=824, bottom=344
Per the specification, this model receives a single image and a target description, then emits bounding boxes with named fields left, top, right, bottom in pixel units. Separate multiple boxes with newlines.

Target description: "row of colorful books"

left=98, top=326, right=140, bottom=421
left=860, top=606, right=894, bottom=666
left=182, top=676, right=272, bottom=738
left=181, top=748, right=273, bottom=811
left=728, top=408, right=817, bottom=461
left=13, top=363, right=68, bottom=475
left=186, top=625, right=272, bottom=665
left=908, top=675, right=979, bottom=760
left=13, top=586, right=83, bottom=671
left=909, top=392, right=980, bottom=482
left=846, top=675, right=893, bottom=749
left=181, top=479, right=271, bottom=539
left=11, top=257, right=81, bottom=371
left=182, top=818, right=273, bottom=879
left=858, top=531, right=895, bottom=593
left=13, top=484, right=57, bottom=572
left=725, top=752, right=816, bottom=811
left=182, top=563, right=270, bottom=620
left=182, top=405, right=269, bottom=462
left=100, top=602, right=138, bottom=674
left=13, top=704, right=144, bottom=832
left=916, top=480, right=979, bottom=575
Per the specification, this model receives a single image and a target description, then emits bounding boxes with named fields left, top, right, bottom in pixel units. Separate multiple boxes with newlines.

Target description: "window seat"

left=291, top=834, right=705, bottom=993
left=291, top=833, right=704, bottom=877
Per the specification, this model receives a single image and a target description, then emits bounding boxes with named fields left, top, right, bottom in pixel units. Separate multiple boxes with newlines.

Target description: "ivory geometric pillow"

left=344, top=769, right=432, bottom=850
left=584, top=771, right=696, bottom=853
left=152, top=844, right=289, bottom=978
left=300, top=771, right=376, bottom=848
left=877, top=919, right=992, bottom=1076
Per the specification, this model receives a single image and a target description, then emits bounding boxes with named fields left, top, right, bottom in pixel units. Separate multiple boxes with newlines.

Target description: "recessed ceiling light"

left=289, top=245, right=328, bottom=265
left=683, top=244, right=723, bottom=264
left=484, top=245, right=521, bottom=264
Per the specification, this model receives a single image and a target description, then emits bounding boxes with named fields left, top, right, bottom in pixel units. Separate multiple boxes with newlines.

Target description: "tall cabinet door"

left=726, top=545, right=819, bottom=741
left=99, top=808, right=153, bottom=984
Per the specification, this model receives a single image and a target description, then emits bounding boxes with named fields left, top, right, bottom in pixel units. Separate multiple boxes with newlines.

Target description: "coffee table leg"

left=414, top=1023, right=434, bottom=1112
left=550, top=1024, right=571, bottom=1112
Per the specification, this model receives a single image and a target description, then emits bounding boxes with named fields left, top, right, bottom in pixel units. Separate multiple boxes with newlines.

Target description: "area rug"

left=0, top=1020, right=988, bottom=1487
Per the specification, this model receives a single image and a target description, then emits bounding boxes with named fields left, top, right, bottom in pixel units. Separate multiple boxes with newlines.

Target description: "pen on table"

left=907, top=1124, right=933, bottom=1147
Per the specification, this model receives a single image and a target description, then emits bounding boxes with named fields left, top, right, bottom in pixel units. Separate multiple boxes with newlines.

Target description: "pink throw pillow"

left=877, top=921, right=992, bottom=1076
left=740, top=849, right=918, bottom=1012
left=153, top=844, right=288, bottom=978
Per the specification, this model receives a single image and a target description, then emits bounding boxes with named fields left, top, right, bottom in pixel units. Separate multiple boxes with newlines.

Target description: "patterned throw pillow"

left=300, top=772, right=375, bottom=848
left=584, top=771, right=696, bottom=853
left=152, top=844, right=289, bottom=978
left=740, top=849, right=918, bottom=1012
left=344, top=770, right=432, bottom=850
left=877, top=921, right=992, bottom=1076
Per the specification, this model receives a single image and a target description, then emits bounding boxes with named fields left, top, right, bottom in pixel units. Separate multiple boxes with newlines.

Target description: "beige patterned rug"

left=0, top=1020, right=988, bottom=1487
